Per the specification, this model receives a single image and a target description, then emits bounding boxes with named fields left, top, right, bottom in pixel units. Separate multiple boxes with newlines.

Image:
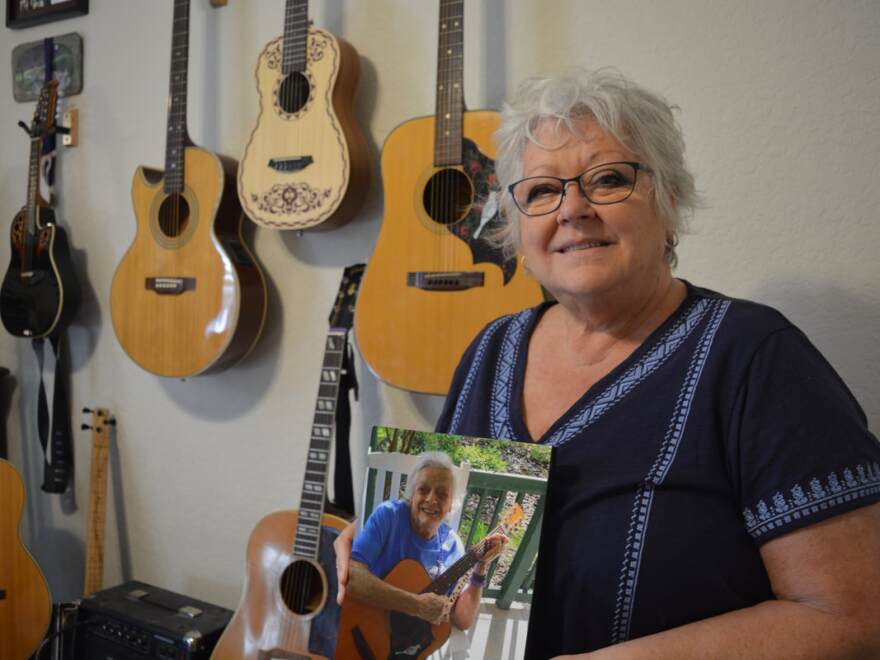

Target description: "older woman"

left=345, top=451, right=506, bottom=631
left=339, top=68, right=880, bottom=658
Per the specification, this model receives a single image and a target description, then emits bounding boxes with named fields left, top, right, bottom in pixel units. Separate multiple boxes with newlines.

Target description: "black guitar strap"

left=33, top=333, right=73, bottom=493
left=329, top=337, right=358, bottom=518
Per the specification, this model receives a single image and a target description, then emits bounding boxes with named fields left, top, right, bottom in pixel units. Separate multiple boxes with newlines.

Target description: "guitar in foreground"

left=355, top=0, right=543, bottom=395
left=335, top=504, right=524, bottom=659
left=0, top=458, right=52, bottom=659
left=1, top=79, right=79, bottom=339
left=238, top=0, right=369, bottom=230
left=212, top=265, right=364, bottom=660
left=111, top=0, right=266, bottom=378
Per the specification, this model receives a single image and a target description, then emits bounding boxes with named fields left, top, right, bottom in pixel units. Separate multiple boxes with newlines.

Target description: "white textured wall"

left=0, top=0, right=877, bottom=609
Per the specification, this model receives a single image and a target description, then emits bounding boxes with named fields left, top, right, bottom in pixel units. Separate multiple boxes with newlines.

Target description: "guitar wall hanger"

left=17, top=119, right=70, bottom=138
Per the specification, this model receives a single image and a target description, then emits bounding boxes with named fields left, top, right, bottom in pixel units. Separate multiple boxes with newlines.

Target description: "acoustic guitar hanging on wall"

left=110, top=0, right=267, bottom=378
left=238, top=0, right=369, bottom=230
left=354, top=0, right=543, bottom=395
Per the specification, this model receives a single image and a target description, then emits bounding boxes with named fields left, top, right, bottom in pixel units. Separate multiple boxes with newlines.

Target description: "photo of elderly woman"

left=336, top=427, right=551, bottom=659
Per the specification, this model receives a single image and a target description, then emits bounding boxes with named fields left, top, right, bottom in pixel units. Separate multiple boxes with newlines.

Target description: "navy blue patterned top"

left=436, top=282, right=880, bottom=657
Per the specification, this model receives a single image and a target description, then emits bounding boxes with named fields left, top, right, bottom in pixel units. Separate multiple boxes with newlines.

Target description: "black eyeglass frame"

left=507, top=161, right=654, bottom=216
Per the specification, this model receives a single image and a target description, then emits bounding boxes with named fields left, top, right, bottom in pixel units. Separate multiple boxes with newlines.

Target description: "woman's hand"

left=478, top=532, right=509, bottom=566
left=416, top=593, right=453, bottom=625
left=333, top=521, right=357, bottom=605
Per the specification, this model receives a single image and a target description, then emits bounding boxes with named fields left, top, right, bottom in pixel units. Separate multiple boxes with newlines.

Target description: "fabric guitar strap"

left=33, top=334, right=73, bottom=493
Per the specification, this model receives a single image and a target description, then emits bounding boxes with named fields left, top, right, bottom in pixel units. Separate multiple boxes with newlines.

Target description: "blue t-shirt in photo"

left=351, top=499, right=465, bottom=583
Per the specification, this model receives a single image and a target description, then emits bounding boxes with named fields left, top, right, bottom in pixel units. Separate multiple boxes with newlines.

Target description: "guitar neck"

left=281, top=0, right=309, bottom=74
left=21, top=136, right=42, bottom=272
left=434, top=0, right=465, bottom=167
left=164, top=0, right=190, bottom=194
left=292, top=329, right=347, bottom=559
left=84, top=410, right=112, bottom=596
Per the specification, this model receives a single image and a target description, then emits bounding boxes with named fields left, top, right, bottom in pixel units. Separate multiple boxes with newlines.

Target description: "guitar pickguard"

left=447, top=138, right=517, bottom=285
left=307, top=525, right=343, bottom=658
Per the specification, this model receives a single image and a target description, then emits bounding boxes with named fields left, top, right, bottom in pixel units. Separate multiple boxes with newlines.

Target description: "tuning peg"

left=82, top=407, right=92, bottom=414
left=81, top=424, right=92, bottom=430
left=106, top=417, right=117, bottom=427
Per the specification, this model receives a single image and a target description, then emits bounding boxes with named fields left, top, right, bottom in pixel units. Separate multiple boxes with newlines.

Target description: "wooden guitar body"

left=0, top=207, right=79, bottom=339
left=355, top=111, right=544, bottom=394
left=212, top=510, right=348, bottom=660
left=239, top=27, right=369, bottom=230
left=111, top=146, right=267, bottom=377
left=0, top=458, right=51, bottom=659
left=336, top=559, right=450, bottom=660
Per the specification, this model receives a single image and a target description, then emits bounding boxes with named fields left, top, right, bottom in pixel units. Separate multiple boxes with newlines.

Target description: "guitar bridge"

left=145, top=277, right=196, bottom=295
left=268, top=156, right=313, bottom=173
left=407, top=272, right=484, bottom=291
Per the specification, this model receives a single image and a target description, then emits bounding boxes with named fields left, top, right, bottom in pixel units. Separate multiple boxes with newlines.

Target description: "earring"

left=520, top=254, right=531, bottom=275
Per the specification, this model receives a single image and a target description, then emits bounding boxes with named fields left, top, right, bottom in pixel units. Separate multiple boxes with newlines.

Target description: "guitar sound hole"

left=278, top=72, right=311, bottom=114
left=423, top=168, right=473, bottom=226
left=280, top=559, right=325, bottom=615
left=158, top=194, right=190, bottom=238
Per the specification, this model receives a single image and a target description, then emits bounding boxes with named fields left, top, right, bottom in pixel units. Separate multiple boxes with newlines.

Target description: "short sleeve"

left=729, top=326, right=880, bottom=544
left=351, top=501, right=394, bottom=572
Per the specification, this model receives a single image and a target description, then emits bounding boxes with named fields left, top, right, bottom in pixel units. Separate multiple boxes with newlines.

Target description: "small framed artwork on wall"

left=6, top=0, right=89, bottom=30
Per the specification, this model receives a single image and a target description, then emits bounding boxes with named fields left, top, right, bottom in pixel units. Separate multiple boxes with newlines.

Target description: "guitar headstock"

left=328, top=264, right=366, bottom=330
left=81, top=407, right=115, bottom=450
left=32, top=79, right=59, bottom=138
left=499, top=502, right=524, bottom=535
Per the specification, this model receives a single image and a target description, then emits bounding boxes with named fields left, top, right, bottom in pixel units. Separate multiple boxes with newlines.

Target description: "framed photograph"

left=6, top=0, right=89, bottom=30
left=11, top=32, right=82, bottom=102
left=332, top=426, right=553, bottom=659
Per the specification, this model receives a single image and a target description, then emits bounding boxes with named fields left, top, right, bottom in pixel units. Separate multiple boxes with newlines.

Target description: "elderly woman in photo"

left=345, top=451, right=506, bottom=630
left=336, top=68, right=880, bottom=657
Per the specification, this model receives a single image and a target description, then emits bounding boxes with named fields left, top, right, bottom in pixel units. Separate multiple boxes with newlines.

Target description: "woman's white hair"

left=490, top=67, right=703, bottom=266
left=403, top=451, right=460, bottom=518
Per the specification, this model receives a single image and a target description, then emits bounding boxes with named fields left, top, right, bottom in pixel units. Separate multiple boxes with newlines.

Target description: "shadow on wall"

left=751, top=277, right=880, bottom=431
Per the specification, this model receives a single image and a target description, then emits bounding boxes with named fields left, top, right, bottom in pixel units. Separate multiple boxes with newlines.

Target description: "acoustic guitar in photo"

left=238, top=0, right=369, bottom=230
left=355, top=0, right=544, bottom=395
left=111, top=0, right=267, bottom=378
left=335, top=503, right=524, bottom=659
left=0, top=458, right=52, bottom=659
left=212, top=265, right=364, bottom=660
left=1, top=79, right=79, bottom=339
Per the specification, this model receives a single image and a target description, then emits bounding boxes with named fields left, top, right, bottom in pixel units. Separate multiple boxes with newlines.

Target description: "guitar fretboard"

left=292, top=331, right=347, bottom=559
left=164, top=0, right=190, bottom=194
left=84, top=441, right=109, bottom=595
left=434, top=0, right=465, bottom=167
left=21, top=136, right=42, bottom=272
left=282, top=0, right=309, bottom=74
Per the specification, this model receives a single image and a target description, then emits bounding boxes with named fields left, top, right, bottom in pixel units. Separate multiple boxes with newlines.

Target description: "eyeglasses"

left=507, top=161, right=653, bottom=216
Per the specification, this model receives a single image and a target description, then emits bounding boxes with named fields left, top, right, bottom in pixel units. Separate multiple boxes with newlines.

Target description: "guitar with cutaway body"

left=111, top=0, right=267, bottom=378
left=1, top=79, right=79, bottom=340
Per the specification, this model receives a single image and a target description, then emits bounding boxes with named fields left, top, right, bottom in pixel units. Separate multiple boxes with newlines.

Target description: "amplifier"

left=72, top=580, right=232, bottom=660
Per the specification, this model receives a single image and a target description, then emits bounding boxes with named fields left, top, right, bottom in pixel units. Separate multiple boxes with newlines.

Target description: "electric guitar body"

left=238, top=12, right=369, bottom=230
left=111, top=146, right=266, bottom=378
left=212, top=511, right=348, bottom=660
left=355, top=111, right=543, bottom=395
left=1, top=207, right=78, bottom=339
left=0, top=458, right=51, bottom=660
